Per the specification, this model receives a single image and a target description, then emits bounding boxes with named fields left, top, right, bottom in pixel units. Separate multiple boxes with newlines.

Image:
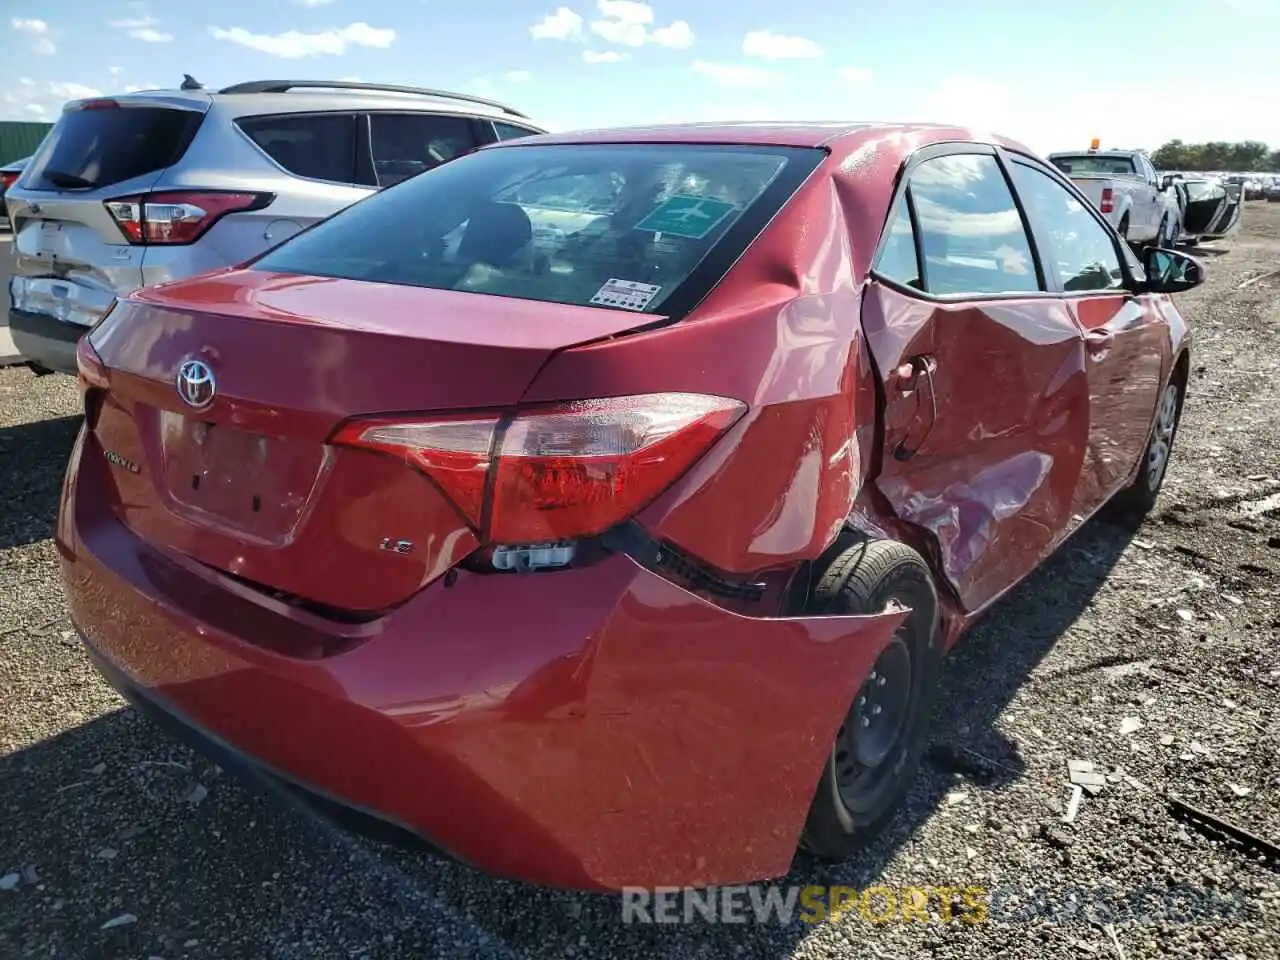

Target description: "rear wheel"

left=1153, top=215, right=1172, bottom=249
left=800, top=538, right=940, bottom=861
left=1110, top=376, right=1183, bottom=519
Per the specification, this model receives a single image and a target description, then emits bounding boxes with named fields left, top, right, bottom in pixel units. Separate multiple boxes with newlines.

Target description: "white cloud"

left=48, top=81, right=104, bottom=100
left=691, top=60, right=769, bottom=87
left=123, top=84, right=159, bottom=93
left=209, top=22, right=395, bottom=57
left=530, top=7, right=583, bottom=40
left=109, top=15, right=173, bottom=43
left=11, top=16, right=56, bottom=54
left=589, top=1, right=693, bottom=49
left=917, top=75, right=1280, bottom=157
left=650, top=20, right=693, bottom=48
left=837, top=67, right=873, bottom=84
left=3, top=78, right=105, bottom=119
left=504, top=70, right=533, bottom=82
left=583, top=49, right=630, bottom=64
left=11, top=16, right=49, bottom=33
left=591, top=0, right=651, bottom=45
left=109, top=65, right=125, bottom=75
left=742, top=30, right=820, bottom=60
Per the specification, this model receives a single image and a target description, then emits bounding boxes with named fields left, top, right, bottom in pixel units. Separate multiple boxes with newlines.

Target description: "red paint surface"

left=62, top=122, right=1192, bottom=889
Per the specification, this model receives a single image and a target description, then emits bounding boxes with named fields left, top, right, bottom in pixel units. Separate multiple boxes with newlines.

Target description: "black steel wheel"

left=799, top=536, right=940, bottom=861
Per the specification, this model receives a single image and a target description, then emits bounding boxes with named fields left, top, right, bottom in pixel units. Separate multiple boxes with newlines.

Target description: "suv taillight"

left=1099, top=187, right=1115, bottom=214
left=104, top=190, right=273, bottom=245
left=332, top=393, right=746, bottom=544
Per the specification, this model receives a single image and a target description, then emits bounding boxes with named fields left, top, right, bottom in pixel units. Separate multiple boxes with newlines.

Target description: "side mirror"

left=1159, top=174, right=1176, bottom=191
left=1143, top=247, right=1204, bottom=294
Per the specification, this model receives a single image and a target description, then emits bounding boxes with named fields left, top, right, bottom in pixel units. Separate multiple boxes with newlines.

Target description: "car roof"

left=489, top=121, right=1038, bottom=161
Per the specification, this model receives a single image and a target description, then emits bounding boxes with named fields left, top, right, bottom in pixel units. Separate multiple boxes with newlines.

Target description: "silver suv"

left=5, top=79, right=545, bottom=374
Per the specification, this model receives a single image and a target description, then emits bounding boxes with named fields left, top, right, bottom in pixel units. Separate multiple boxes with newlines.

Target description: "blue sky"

left=4, top=0, right=1278, bottom=155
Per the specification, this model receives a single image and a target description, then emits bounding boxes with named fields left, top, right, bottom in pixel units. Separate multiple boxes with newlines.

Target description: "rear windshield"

left=1049, top=155, right=1139, bottom=177
left=24, top=105, right=203, bottom=192
left=253, top=142, right=823, bottom=316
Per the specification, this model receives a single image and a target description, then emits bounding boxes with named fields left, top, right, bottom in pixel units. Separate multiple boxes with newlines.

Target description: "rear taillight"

left=75, top=335, right=108, bottom=389
left=0, top=171, right=18, bottom=191
left=333, top=393, right=745, bottom=543
left=1099, top=187, right=1114, bottom=214
left=104, top=191, right=273, bottom=245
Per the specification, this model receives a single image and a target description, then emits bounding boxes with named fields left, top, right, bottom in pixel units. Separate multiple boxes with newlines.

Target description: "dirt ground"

left=1, top=207, right=1277, bottom=960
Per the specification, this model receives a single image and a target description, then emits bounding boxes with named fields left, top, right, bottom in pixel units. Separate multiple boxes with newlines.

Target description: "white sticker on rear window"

left=590, top=278, right=661, bottom=311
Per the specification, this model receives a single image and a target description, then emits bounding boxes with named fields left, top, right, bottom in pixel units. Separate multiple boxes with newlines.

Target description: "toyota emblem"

left=176, top=359, right=216, bottom=410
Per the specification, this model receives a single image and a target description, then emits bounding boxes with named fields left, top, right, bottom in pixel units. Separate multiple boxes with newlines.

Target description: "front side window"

left=908, top=153, right=1040, bottom=296
left=1008, top=162, right=1125, bottom=293
left=254, top=142, right=821, bottom=316
left=368, top=114, right=478, bottom=187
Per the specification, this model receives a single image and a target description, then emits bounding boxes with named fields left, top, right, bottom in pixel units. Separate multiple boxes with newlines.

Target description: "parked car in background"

left=1164, top=174, right=1244, bottom=246
left=64, top=121, right=1201, bottom=891
left=1266, top=176, right=1280, bottom=202
left=5, top=79, right=545, bottom=375
left=1048, top=146, right=1179, bottom=248
left=0, top=155, right=29, bottom=226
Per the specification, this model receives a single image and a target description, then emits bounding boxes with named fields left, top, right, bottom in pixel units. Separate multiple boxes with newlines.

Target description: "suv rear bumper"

left=58, top=422, right=907, bottom=891
left=8, top=309, right=86, bottom=374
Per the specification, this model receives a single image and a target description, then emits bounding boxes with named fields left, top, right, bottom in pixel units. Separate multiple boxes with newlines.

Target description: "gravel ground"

left=2, top=208, right=1279, bottom=960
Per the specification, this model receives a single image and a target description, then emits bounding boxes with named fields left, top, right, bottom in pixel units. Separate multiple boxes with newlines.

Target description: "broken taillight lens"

left=332, top=393, right=746, bottom=543
left=104, top=190, right=273, bottom=245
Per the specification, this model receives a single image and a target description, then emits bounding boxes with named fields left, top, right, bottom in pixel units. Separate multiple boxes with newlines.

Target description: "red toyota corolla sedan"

left=59, top=122, right=1200, bottom=891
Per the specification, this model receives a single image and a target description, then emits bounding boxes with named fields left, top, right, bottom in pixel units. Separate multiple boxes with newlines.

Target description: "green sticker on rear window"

left=634, top=195, right=737, bottom=239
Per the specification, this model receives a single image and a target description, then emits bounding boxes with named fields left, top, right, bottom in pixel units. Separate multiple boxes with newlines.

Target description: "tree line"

left=1148, top=140, right=1279, bottom=173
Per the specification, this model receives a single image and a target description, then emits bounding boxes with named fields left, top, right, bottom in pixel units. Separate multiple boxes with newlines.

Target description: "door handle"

left=1085, top=329, right=1113, bottom=357
left=891, top=355, right=938, bottom=461
left=893, top=354, right=936, bottom=392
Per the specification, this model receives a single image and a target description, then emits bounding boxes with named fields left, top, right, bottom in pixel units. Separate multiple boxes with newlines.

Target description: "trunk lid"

left=87, top=268, right=661, bottom=612
left=7, top=96, right=208, bottom=329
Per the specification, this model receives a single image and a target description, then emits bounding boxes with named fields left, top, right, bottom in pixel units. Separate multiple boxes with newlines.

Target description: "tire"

left=799, top=538, right=941, bottom=861
left=1118, top=214, right=1130, bottom=241
left=1109, top=375, right=1184, bottom=519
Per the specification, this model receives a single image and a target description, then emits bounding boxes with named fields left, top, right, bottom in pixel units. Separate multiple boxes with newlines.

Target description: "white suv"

left=5, top=79, right=546, bottom=374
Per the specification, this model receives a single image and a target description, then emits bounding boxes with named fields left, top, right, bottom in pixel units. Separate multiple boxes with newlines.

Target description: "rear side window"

left=253, top=143, right=823, bottom=317
left=908, top=154, right=1039, bottom=296
left=238, top=114, right=357, bottom=184
left=368, top=113, right=478, bottom=187
left=24, top=106, right=202, bottom=191
left=874, top=193, right=921, bottom=289
left=493, top=121, right=541, bottom=141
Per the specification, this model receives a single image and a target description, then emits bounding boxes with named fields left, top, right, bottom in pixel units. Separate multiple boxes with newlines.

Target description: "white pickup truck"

left=1047, top=148, right=1180, bottom=249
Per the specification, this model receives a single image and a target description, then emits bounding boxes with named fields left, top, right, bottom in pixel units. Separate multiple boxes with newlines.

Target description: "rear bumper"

left=7, top=309, right=86, bottom=374
left=58, top=423, right=906, bottom=891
